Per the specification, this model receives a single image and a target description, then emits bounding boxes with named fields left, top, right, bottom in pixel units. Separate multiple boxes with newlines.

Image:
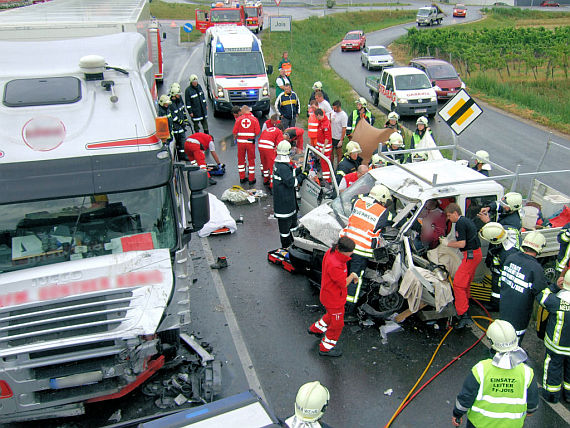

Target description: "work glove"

left=439, top=236, right=449, bottom=247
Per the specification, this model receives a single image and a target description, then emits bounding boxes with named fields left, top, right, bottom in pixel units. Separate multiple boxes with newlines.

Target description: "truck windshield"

left=214, top=51, right=265, bottom=76
left=332, top=173, right=377, bottom=217
left=211, top=9, right=242, bottom=23
left=0, top=186, right=176, bottom=273
left=395, top=74, right=432, bottom=90
left=417, top=9, right=430, bottom=16
left=245, top=7, right=257, bottom=17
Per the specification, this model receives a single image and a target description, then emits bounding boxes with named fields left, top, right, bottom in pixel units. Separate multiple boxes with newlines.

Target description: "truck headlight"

left=430, top=97, right=437, bottom=102
left=397, top=98, right=408, bottom=104
left=216, top=85, right=224, bottom=99
left=262, top=83, right=269, bottom=97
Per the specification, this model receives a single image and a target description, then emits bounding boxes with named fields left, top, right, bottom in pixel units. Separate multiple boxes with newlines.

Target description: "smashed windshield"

left=395, top=73, right=432, bottom=90
left=332, top=173, right=377, bottom=217
left=211, top=9, right=241, bottom=23
left=214, top=51, right=265, bottom=76
left=0, top=186, right=176, bottom=273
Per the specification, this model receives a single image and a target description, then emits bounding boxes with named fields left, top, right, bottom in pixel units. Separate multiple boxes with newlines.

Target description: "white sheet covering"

left=299, top=204, right=342, bottom=248
left=198, top=193, right=237, bottom=237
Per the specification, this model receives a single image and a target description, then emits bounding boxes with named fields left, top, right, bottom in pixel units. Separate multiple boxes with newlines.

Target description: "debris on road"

left=384, top=388, right=393, bottom=396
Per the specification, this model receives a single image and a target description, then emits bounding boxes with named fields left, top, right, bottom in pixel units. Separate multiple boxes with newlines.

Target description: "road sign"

left=183, top=23, right=193, bottom=33
left=438, top=89, right=483, bottom=135
left=274, top=0, right=282, bottom=5
left=270, top=16, right=291, bottom=32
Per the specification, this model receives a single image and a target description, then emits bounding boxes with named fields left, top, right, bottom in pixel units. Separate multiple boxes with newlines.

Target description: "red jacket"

left=233, top=112, right=260, bottom=143
left=320, top=248, right=351, bottom=308
left=316, top=115, right=332, bottom=144
left=258, top=127, right=283, bottom=151
left=186, top=132, right=213, bottom=150
left=341, top=171, right=359, bottom=188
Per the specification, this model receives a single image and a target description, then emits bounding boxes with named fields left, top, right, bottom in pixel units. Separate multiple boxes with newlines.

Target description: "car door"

left=298, top=146, right=340, bottom=218
left=377, top=71, right=390, bottom=109
left=361, top=46, right=368, bottom=64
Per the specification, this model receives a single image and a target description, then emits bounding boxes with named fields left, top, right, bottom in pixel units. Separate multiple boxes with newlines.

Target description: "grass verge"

left=391, top=8, right=570, bottom=135
left=150, top=0, right=203, bottom=43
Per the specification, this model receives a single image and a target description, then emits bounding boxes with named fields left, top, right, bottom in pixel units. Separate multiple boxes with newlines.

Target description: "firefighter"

left=315, top=108, right=333, bottom=183
left=472, top=150, right=492, bottom=177
left=440, top=203, right=482, bottom=329
left=498, top=231, right=548, bottom=344
left=410, top=116, right=432, bottom=162
left=479, top=222, right=520, bottom=311
left=272, top=141, right=305, bottom=248
left=308, top=237, right=358, bottom=358
left=307, top=100, right=319, bottom=147
left=284, top=381, right=332, bottom=427
left=452, top=320, right=538, bottom=428
left=385, top=132, right=407, bottom=164
left=169, top=82, right=188, bottom=160
left=258, top=123, right=283, bottom=187
left=335, top=141, right=362, bottom=185
left=340, top=185, right=392, bottom=314
left=184, top=74, right=209, bottom=134
left=157, top=95, right=173, bottom=141
left=308, top=81, right=330, bottom=104
left=346, top=97, right=374, bottom=138
left=556, top=223, right=570, bottom=274
left=232, top=105, right=260, bottom=184
left=275, top=83, right=300, bottom=129
left=384, top=111, right=403, bottom=133
left=478, top=192, right=522, bottom=309
left=537, top=270, right=570, bottom=403
left=184, top=132, right=217, bottom=185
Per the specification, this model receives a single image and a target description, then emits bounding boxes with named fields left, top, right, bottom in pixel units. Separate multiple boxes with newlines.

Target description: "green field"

left=392, top=8, right=570, bottom=134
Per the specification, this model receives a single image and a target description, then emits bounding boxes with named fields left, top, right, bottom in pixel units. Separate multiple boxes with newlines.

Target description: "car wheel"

left=341, top=48, right=345, bottom=52
left=366, top=61, right=371, bottom=71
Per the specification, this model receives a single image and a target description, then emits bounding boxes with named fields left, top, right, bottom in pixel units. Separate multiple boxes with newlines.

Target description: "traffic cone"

left=170, top=21, right=177, bottom=28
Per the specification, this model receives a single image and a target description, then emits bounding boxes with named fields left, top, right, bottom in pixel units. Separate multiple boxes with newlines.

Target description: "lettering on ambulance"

left=500, top=263, right=531, bottom=294
left=489, top=377, right=517, bottom=394
left=0, top=270, right=164, bottom=307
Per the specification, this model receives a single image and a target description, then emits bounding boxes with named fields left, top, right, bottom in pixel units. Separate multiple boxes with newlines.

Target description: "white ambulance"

left=203, top=25, right=272, bottom=117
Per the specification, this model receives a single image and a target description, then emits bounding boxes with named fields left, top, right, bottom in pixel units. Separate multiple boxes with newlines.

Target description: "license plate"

left=448, top=91, right=457, bottom=95
left=416, top=109, right=427, bottom=113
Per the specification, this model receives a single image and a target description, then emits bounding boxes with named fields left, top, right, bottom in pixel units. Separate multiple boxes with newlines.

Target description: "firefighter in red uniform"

left=258, top=124, right=284, bottom=187
left=232, top=105, right=260, bottom=184
left=184, top=132, right=217, bottom=185
left=307, top=100, right=319, bottom=147
left=315, top=108, right=333, bottom=183
left=308, top=236, right=358, bottom=357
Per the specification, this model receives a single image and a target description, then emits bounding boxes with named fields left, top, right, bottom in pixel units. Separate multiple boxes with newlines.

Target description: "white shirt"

left=330, top=109, right=348, bottom=140
left=276, top=75, right=291, bottom=89
left=318, top=99, right=333, bottom=120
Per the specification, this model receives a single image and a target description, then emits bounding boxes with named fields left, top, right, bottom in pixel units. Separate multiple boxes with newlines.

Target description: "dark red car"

left=341, top=30, right=366, bottom=52
left=540, top=0, right=560, bottom=6
left=409, top=58, right=465, bottom=100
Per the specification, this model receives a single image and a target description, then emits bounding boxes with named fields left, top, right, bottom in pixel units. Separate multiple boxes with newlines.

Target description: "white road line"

left=176, top=43, right=201, bottom=84
left=200, top=236, right=267, bottom=402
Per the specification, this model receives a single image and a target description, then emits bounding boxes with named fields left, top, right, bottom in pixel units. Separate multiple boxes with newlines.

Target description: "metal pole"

left=510, top=163, right=522, bottom=193
left=452, top=131, right=458, bottom=161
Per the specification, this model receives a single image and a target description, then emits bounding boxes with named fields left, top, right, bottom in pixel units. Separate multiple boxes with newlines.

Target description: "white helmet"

left=387, top=111, right=400, bottom=121
left=370, top=153, right=383, bottom=167
left=294, top=381, right=330, bottom=422
left=563, top=270, right=570, bottom=291
left=189, top=74, right=199, bottom=82
left=276, top=140, right=292, bottom=155
left=169, top=82, right=181, bottom=96
left=521, top=230, right=546, bottom=254
left=486, top=320, right=519, bottom=353
left=416, top=116, right=428, bottom=126
left=158, top=94, right=171, bottom=107
left=502, top=192, right=523, bottom=211
left=479, top=222, right=507, bottom=244
left=312, top=81, right=323, bottom=90
left=475, top=150, right=490, bottom=164
left=388, top=132, right=404, bottom=148
left=355, top=97, right=367, bottom=108
left=369, top=184, right=390, bottom=204
left=345, top=141, right=362, bottom=154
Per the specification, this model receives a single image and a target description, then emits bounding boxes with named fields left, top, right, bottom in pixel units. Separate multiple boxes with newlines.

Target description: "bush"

left=326, top=0, right=336, bottom=8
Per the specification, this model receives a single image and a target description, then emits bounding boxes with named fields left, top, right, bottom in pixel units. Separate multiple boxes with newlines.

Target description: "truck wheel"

left=429, top=20, right=433, bottom=26
left=377, top=292, right=404, bottom=312
left=438, top=18, right=442, bottom=25
left=543, top=259, right=558, bottom=283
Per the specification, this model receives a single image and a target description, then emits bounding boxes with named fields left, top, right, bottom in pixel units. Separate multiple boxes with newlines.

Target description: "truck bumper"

left=396, top=102, right=438, bottom=117
left=214, top=99, right=270, bottom=113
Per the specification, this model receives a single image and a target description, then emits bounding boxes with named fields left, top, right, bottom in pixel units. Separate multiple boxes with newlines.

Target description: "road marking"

left=200, top=236, right=267, bottom=402
left=177, top=43, right=201, bottom=84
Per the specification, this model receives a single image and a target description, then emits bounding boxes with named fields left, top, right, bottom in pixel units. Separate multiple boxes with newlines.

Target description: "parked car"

left=341, top=30, right=365, bottom=52
left=409, top=57, right=465, bottom=101
left=360, top=45, right=393, bottom=70
left=453, top=4, right=467, bottom=17
left=540, top=0, right=560, bottom=6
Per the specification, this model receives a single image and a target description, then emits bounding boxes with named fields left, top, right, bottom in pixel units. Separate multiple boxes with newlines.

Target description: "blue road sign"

left=183, top=23, right=193, bottom=33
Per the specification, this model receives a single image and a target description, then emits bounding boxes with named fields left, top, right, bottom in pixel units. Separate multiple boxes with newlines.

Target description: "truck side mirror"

left=204, top=67, right=212, bottom=77
left=266, top=65, right=273, bottom=75
left=187, top=169, right=210, bottom=231
left=163, top=32, right=167, bottom=39
left=432, top=81, right=436, bottom=87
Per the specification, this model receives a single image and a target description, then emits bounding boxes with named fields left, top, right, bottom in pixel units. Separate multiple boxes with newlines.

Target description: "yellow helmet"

left=369, top=184, right=390, bottom=204
left=189, top=74, right=199, bottom=83
left=345, top=141, right=362, bottom=154
left=502, top=192, right=523, bottom=211
left=416, top=116, right=428, bottom=126
left=479, top=222, right=507, bottom=244
left=521, top=231, right=546, bottom=254
left=387, top=111, right=399, bottom=121
left=355, top=97, right=367, bottom=108
left=388, top=132, right=404, bottom=148
left=169, top=82, right=181, bottom=96
left=276, top=140, right=292, bottom=155
left=294, top=381, right=329, bottom=422
left=158, top=95, right=171, bottom=107
left=312, top=81, right=323, bottom=90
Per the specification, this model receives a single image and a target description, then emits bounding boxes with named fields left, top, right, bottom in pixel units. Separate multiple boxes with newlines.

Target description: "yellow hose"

left=384, top=326, right=454, bottom=428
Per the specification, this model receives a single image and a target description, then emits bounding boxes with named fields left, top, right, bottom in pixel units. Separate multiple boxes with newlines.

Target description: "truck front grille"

left=410, top=98, right=432, bottom=105
left=0, top=290, right=134, bottom=349
left=229, top=89, right=259, bottom=104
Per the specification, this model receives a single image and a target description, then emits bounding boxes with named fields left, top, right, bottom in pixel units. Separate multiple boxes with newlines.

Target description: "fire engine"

left=196, top=1, right=246, bottom=34
left=244, top=1, right=264, bottom=33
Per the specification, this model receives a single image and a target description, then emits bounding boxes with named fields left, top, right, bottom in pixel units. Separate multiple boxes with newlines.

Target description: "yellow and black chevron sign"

left=438, top=89, right=482, bottom=135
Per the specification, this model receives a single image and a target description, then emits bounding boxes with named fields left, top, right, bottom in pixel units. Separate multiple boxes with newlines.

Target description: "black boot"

left=210, top=257, right=228, bottom=269
left=454, top=314, right=473, bottom=329
left=319, top=347, right=343, bottom=357
left=542, top=389, right=559, bottom=404
left=240, top=178, right=248, bottom=184
left=307, top=328, right=323, bottom=339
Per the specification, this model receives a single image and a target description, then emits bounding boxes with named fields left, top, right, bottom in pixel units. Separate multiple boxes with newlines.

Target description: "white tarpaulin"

left=299, top=204, right=342, bottom=247
left=414, top=132, right=444, bottom=162
left=198, top=193, right=237, bottom=237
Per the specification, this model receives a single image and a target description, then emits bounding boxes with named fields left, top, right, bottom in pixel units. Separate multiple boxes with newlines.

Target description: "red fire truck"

left=195, top=1, right=246, bottom=33
left=244, top=1, right=263, bottom=33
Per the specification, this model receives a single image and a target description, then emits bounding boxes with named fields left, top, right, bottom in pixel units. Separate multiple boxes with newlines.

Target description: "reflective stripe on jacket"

left=467, top=359, right=532, bottom=428
left=340, top=196, right=385, bottom=257
left=308, top=112, right=319, bottom=139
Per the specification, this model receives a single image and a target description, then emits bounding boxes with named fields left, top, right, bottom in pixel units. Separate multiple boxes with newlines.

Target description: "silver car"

left=360, top=45, right=394, bottom=71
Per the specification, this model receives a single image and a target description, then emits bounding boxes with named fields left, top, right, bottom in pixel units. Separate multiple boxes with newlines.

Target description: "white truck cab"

left=203, top=25, right=272, bottom=117
left=366, top=67, right=438, bottom=117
